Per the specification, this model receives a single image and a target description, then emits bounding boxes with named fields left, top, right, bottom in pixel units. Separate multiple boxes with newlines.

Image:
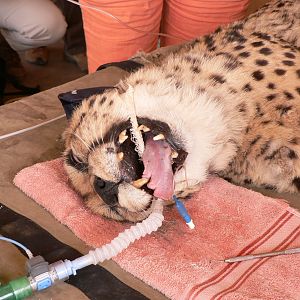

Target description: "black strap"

left=58, top=59, right=144, bottom=119
left=96, top=59, right=144, bottom=73
left=58, top=86, right=114, bottom=119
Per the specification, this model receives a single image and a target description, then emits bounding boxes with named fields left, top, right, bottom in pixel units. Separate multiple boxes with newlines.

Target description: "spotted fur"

left=64, top=0, right=300, bottom=222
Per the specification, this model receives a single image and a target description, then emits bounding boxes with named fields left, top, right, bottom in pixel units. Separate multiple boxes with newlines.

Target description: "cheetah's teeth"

left=138, top=124, right=150, bottom=132
left=171, top=151, right=178, bottom=159
left=119, top=130, right=128, bottom=144
left=132, top=177, right=150, bottom=188
left=153, top=133, right=165, bottom=141
left=117, top=152, right=124, bottom=161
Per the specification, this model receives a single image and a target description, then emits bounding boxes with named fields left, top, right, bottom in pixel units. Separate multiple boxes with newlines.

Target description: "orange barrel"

left=79, top=0, right=163, bottom=73
left=160, top=0, right=250, bottom=46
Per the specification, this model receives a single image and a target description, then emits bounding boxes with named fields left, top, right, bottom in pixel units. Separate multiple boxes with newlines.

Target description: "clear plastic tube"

left=0, top=236, right=33, bottom=259
left=52, top=199, right=164, bottom=280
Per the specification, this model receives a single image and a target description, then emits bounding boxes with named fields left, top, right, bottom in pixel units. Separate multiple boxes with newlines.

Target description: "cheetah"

left=63, top=0, right=300, bottom=222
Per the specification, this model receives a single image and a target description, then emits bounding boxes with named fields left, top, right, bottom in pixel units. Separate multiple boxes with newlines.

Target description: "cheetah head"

left=63, top=65, right=235, bottom=222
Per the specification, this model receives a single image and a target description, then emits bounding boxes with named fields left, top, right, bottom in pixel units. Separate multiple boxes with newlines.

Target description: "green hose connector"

left=0, top=277, right=32, bottom=300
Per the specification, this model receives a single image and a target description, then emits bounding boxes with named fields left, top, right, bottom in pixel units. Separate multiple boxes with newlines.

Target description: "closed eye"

left=66, top=150, right=88, bottom=172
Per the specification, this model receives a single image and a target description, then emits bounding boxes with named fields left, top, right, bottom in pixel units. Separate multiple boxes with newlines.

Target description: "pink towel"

left=14, top=159, right=300, bottom=299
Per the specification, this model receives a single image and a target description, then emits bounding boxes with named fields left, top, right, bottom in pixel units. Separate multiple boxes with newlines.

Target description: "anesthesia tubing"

left=0, top=199, right=164, bottom=300
left=54, top=198, right=164, bottom=278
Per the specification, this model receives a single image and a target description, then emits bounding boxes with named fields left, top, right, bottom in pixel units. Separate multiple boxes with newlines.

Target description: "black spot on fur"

left=175, top=81, right=182, bottom=89
left=274, top=69, right=286, bottom=76
left=252, top=70, right=264, bottom=81
left=296, top=87, right=300, bottom=95
left=226, top=30, right=247, bottom=43
left=225, top=59, right=240, bottom=70
left=267, top=83, right=276, bottom=89
left=232, top=23, right=244, bottom=30
left=253, top=32, right=271, bottom=41
left=109, top=100, right=113, bottom=106
left=234, top=45, right=245, bottom=51
left=250, top=135, right=261, bottom=146
left=251, top=41, right=264, bottom=47
left=100, top=96, right=107, bottom=105
left=237, top=102, right=246, bottom=113
left=284, top=91, right=294, bottom=100
left=184, top=56, right=192, bottom=62
left=259, top=47, right=272, bottom=55
left=214, top=26, right=222, bottom=34
left=288, top=149, right=298, bottom=159
left=266, top=94, right=277, bottom=101
left=261, top=120, right=271, bottom=125
left=245, top=126, right=250, bottom=134
left=229, top=88, right=238, bottom=94
left=282, top=60, right=295, bottom=66
left=174, top=65, right=180, bottom=72
left=277, top=121, right=284, bottom=126
left=265, top=149, right=279, bottom=160
left=243, top=83, right=252, bottom=92
left=239, top=52, right=250, bottom=58
left=197, top=87, right=206, bottom=94
left=189, top=38, right=200, bottom=49
left=165, top=74, right=173, bottom=79
left=191, top=66, right=201, bottom=73
left=284, top=52, right=296, bottom=59
left=276, top=104, right=292, bottom=116
left=255, top=59, right=268, bottom=66
left=292, top=177, right=300, bottom=191
left=204, top=35, right=215, bottom=50
left=260, top=141, right=271, bottom=155
left=262, top=184, right=276, bottom=190
left=210, top=74, right=226, bottom=84
left=289, top=138, right=299, bottom=145
left=244, top=179, right=252, bottom=184
left=88, top=97, right=96, bottom=108
left=255, top=103, right=264, bottom=117
left=296, top=70, right=300, bottom=78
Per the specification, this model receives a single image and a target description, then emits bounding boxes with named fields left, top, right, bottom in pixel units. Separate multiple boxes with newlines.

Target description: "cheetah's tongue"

left=142, top=133, right=174, bottom=200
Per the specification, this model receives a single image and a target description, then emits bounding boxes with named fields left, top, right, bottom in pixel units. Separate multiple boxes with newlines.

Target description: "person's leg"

left=0, top=0, right=67, bottom=51
left=56, top=0, right=86, bottom=56
left=161, top=0, right=250, bottom=46
left=0, top=33, right=39, bottom=100
left=55, top=0, right=87, bottom=71
left=79, top=0, right=163, bottom=73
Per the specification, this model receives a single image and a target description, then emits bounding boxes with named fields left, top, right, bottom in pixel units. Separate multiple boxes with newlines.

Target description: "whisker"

left=72, top=132, right=92, bottom=151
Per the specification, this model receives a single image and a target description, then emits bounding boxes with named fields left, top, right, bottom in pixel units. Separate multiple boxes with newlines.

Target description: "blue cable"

left=172, top=195, right=195, bottom=229
left=0, top=236, right=33, bottom=258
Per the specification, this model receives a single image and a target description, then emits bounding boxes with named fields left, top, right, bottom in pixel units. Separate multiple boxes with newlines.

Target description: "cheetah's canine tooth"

left=132, top=178, right=150, bottom=188
left=119, top=130, right=128, bottom=144
left=138, top=124, right=150, bottom=132
left=153, top=133, right=165, bottom=141
left=117, top=152, right=124, bottom=161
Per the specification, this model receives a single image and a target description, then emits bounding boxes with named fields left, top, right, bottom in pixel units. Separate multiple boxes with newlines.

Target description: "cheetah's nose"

left=94, top=176, right=119, bottom=206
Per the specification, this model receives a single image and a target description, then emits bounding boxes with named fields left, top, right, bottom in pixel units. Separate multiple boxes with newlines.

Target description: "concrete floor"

left=4, top=40, right=85, bottom=104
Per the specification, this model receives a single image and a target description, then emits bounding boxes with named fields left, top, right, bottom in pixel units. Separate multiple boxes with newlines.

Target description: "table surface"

left=0, top=67, right=167, bottom=300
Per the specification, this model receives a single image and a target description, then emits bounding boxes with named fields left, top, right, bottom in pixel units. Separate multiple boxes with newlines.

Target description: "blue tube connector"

left=173, top=195, right=195, bottom=229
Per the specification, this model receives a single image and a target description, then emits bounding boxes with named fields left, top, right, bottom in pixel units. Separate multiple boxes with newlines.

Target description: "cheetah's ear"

left=58, top=86, right=114, bottom=119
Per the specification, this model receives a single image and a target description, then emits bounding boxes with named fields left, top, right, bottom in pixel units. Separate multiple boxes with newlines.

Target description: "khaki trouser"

left=0, top=0, right=67, bottom=51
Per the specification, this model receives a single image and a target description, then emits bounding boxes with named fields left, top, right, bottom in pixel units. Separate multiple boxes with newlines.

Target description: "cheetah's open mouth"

left=117, top=118, right=187, bottom=200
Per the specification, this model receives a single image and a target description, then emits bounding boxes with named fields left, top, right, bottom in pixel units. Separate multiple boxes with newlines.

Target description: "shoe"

left=64, top=51, right=88, bottom=72
left=24, top=47, right=48, bottom=65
